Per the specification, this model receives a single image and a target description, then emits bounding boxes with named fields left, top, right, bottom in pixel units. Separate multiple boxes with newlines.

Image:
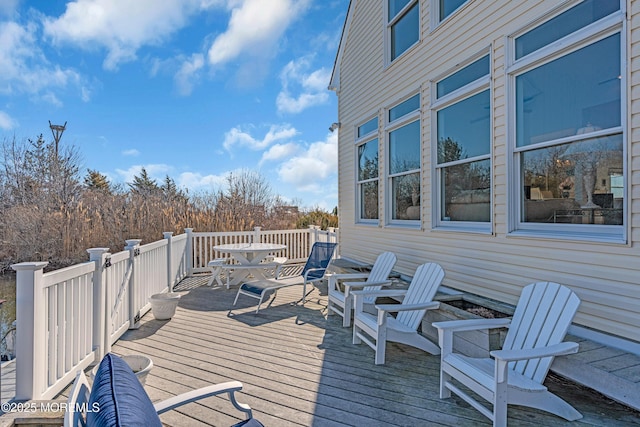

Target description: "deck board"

left=107, top=276, right=640, bottom=426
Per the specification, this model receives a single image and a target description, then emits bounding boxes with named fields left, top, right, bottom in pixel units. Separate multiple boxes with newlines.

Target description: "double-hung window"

left=510, top=0, right=625, bottom=242
left=388, top=0, right=419, bottom=62
left=356, top=117, right=379, bottom=223
left=387, top=94, right=421, bottom=224
left=433, top=54, right=491, bottom=231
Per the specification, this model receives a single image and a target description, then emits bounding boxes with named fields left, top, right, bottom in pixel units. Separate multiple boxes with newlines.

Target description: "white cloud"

left=0, top=111, right=16, bottom=130
left=42, top=0, right=205, bottom=70
left=41, top=91, right=63, bottom=107
left=115, top=164, right=173, bottom=183
left=0, top=0, right=19, bottom=18
left=174, top=53, right=205, bottom=96
left=259, top=142, right=299, bottom=165
left=276, top=57, right=331, bottom=114
left=122, top=149, right=140, bottom=157
left=0, top=21, right=82, bottom=102
left=207, top=0, right=310, bottom=66
left=277, top=132, right=337, bottom=193
left=223, top=124, right=298, bottom=152
left=178, top=171, right=227, bottom=189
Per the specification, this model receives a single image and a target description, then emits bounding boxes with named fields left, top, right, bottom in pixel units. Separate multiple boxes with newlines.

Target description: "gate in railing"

left=11, top=226, right=338, bottom=400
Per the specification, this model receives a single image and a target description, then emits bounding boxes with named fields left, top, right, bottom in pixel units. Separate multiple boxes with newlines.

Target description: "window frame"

left=385, top=93, right=422, bottom=227
left=507, top=1, right=627, bottom=243
left=386, top=0, right=420, bottom=65
left=355, top=116, right=380, bottom=225
left=431, top=51, right=492, bottom=233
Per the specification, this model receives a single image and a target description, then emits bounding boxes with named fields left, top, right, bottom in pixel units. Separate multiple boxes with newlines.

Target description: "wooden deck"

left=107, top=275, right=639, bottom=427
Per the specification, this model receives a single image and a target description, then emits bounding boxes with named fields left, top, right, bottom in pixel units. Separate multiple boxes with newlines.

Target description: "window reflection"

left=442, top=159, right=491, bottom=222
left=360, top=181, right=379, bottom=219
left=392, top=172, right=420, bottom=220
left=391, top=2, right=419, bottom=60
left=521, top=134, right=623, bottom=225
left=357, top=138, right=379, bottom=221
left=516, top=34, right=621, bottom=148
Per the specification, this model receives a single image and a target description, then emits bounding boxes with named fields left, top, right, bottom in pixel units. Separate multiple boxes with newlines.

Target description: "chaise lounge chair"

left=233, top=241, right=337, bottom=313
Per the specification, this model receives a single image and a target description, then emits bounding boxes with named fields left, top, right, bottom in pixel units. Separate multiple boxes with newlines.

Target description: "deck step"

left=551, top=335, right=640, bottom=412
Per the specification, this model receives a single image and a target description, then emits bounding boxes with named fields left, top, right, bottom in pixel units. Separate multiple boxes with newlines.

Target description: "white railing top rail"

left=41, top=261, right=95, bottom=288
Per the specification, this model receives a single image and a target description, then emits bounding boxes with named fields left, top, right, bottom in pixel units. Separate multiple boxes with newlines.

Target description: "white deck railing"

left=11, top=226, right=338, bottom=400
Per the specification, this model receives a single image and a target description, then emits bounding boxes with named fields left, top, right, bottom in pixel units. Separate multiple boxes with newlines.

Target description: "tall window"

left=434, top=54, right=491, bottom=229
left=356, top=117, right=379, bottom=222
left=511, top=0, right=624, bottom=240
left=388, top=0, right=419, bottom=61
left=387, top=94, right=421, bottom=222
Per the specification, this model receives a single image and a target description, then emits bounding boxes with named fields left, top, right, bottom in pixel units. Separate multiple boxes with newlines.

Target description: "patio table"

left=214, top=243, right=287, bottom=287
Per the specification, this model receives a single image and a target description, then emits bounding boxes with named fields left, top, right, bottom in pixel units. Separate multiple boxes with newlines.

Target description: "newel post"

left=11, top=261, right=48, bottom=400
left=163, top=232, right=174, bottom=291
left=308, top=225, right=319, bottom=250
left=185, top=228, right=193, bottom=276
left=253, top=226, right=262, bottom=243
left=87, top=248, right=110, bottom=361
left=125, top=239, right=142, bottom=329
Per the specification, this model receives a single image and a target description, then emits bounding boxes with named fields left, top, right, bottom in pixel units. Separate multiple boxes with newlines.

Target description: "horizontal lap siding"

left=337, top=0, right=640, bottom=341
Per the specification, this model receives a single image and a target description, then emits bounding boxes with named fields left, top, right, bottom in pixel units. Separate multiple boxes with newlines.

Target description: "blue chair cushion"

left=87, top=353, right=162, bottom=427
left=232, top=419, right=265, bottom=427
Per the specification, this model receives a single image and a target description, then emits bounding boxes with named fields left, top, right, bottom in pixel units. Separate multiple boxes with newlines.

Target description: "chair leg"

left=439, top=368, right=452, bottom=399
left=493, top=378, right=508, bottom=427
left=374, top=328, right=386, bottom=365
left=233, top=288, right=242, bottom=306
left=255, top=293, right=265, bottom=314
left=343, top=304, right=352, bottom=328
left=327, top=300, right=334, bottom=315
left=510, top=390, right=583, bottom=421
left=353, top=324, right=362, bottom=345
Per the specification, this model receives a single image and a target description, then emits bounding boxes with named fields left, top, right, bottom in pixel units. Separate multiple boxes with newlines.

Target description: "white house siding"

left=334, top=0, right=640, bottom=342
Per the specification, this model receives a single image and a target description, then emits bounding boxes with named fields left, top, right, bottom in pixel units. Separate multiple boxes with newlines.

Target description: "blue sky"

left=0, top=0, right=346, bottom=210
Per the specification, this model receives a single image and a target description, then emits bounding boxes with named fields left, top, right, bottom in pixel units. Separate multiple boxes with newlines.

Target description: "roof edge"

left=328, top=0, right=355, bottom=92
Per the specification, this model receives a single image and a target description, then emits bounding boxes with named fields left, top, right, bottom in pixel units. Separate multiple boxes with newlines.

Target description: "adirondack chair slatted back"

left=301, top=242, right=338, bottom=281
left=502, top=281, right=580, bottom=383
left=396, top=263, right=445, bottom=329
left=362, top=252, right=397, bottom=303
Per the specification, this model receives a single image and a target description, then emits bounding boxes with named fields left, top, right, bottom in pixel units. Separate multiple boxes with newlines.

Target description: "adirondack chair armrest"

left=344, top=280, right=392, bottom=294
left=351, top=289, right=407, bottom=298
left=375, top=301, right=440, bottom=313
left=491, top=342, right=579, bottom=384
left=433, top=317, right=512, bottom=334
left=328, top=273, right=368, bottom=291
left=329, top=272, right=370, bottom=281
left=345, top=279, right=391, bottom=288
left=490, top=341, right=579, bottom=363
left=154, top=381, right=251, bottom=415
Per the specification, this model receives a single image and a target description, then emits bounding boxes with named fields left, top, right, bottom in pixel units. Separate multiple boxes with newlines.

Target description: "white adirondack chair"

left=352, top=262, right=444, bottom=365
left=433, top=281, right=582, bottom=427
left=327, top=251, right=397, bottom=327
